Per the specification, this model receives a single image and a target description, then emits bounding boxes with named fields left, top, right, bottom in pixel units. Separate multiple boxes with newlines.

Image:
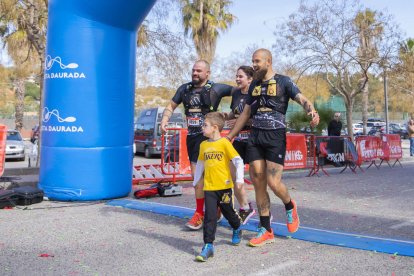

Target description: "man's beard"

left=191, top=77, right=203, bottom=86
left=253, top=68, right=267, bottom=81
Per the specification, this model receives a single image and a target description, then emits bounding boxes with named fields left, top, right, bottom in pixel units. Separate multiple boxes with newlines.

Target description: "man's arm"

left=408, top=124, right=414, bottom=134
left=293, top=94, right=320, bottom=127
left=160, top=100, right=179, bottom=133
left=226, top=104, right=251, bottom=140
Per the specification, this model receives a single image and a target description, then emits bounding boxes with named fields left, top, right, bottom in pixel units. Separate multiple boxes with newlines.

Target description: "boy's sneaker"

left=286, top=200, right=299, bottom=233
left=239, top=208, right=256, bottom=225
left=257, top=213, right=273, bottom=229
left=195, top=243, right=214, bottom=262
left=231, top=228, right=242, bottom=245
left=217, top=208, right=224, bottom=223
left=248, top=227, right=275, bottom=247
left=186, top=212, right=204, bottom=230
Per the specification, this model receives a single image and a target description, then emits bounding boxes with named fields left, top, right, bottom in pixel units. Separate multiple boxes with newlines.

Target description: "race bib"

left=237, top=130, right=250, bottom=140
left=187, top=117, right=202, bottom=127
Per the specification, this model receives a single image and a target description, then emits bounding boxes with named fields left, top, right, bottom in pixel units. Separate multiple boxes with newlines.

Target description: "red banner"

left=381, top=134, right=402, bottom=160
left=355, top=136, right=381, bottom=165
left=284, top=134, right=307, bottom=170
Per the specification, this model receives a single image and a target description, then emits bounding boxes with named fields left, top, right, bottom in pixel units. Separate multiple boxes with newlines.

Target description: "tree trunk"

left=14, top=79, right=25, bottom=131
left=362, top=82, right=369, bottom=134
left=345, top=97, right=354, bottom=142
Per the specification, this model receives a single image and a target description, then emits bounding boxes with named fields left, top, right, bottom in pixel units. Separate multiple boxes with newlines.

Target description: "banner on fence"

left=381, top=134, right=402, bottom=160
left=285, top=134, right=307, bottom=169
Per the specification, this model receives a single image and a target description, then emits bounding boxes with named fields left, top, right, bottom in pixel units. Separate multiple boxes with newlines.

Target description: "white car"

left=352, top=123, right=363, bottom=135
left=5, top=130, right=25, bottom=161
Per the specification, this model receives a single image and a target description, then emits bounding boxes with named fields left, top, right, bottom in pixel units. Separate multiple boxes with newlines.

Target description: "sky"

left=214, top=0, right=414, bottom=58
left=1, top=0, right=413, bottom=65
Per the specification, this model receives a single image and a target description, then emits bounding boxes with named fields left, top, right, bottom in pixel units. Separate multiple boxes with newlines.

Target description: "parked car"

left=367, top=125, right=385, bottom=136
left=352, top=123, right=363, bottom=135
left=358, top=120, right=386, bottom=133
left=389, top=123, right=409, bottom=139
left=134, top=107, right=185, bottom=158
left=5, top=130, right=25, bottom=161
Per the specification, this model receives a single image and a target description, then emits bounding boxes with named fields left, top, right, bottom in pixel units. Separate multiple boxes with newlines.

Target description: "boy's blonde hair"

left=205, top=112, right=225, bottom=131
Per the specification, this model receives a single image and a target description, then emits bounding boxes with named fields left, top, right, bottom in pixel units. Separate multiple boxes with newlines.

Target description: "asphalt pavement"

left=1, top=140, right=413, bottom=275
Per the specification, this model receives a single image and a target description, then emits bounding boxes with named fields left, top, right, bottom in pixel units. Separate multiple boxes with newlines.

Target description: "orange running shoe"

left=248, top=227, right=275, bottom=247
left=186, top=212, right=204, bottom=230
left=286, top=200, right=299, bottom=233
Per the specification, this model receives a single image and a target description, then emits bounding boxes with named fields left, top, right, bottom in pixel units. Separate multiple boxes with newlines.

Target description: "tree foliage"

left=180, top=0, right=236, bottom=64
left=272, top=0, right=401, bottom=138
left=0, top=0, right=47, bottom=130
left=135, top=0, right=195, bottom=88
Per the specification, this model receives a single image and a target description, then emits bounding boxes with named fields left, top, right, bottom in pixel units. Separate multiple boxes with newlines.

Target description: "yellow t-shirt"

left=198, top=138, right=240, bottom=191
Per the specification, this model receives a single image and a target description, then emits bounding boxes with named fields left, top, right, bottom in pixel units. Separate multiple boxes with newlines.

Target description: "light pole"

left=383, top=68, right=389, bottom=134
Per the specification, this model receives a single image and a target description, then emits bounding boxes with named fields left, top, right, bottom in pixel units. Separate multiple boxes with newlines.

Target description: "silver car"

left=6, top=130, right=25, bottom=161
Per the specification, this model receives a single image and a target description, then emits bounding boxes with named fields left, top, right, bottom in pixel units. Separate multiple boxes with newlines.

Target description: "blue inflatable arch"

left=40, top=0, right=157, bottom=200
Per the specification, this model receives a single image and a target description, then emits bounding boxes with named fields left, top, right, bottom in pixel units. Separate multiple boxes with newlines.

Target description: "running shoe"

left=257, top=213, right=273, bottom=229
left=186, top=212, right=204, bottom=230
left=217, top=208, right=224, bottom=223
left=248, top=227, right=275, bottom=247
left=231, top=228, right=242, bottom=245
left=195, top=243, right=214, bottom=262
left=239, top=208, right=256, bottom=225
left=286, top=200, right=299, bottom=233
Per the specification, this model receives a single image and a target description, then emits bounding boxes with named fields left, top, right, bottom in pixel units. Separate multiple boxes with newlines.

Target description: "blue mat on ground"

left=107, top=199, right=414, bottom=257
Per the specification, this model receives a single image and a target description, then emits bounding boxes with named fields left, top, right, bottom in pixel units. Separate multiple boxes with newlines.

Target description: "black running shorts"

left=246, top=128, right=286, bottom=165
left=186, top=133, right=208, bottom=163
left=233, top=140, right=248, bottom=163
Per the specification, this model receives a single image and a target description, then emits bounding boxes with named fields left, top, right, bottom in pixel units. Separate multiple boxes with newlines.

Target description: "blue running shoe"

left=196, top=243, right=214, bottom=262
left=231, top=228, right=242, bottom=245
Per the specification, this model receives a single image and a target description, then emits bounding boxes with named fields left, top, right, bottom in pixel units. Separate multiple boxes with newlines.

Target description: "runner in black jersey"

left=160, top=60, right=233, bottom=230
left=226, top=49, right=320, bottom=247
left=226, top=66, right=256, bottom=224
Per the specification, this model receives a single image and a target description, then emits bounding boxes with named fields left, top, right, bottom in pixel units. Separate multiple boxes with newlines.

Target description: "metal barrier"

left=378, top=134, right=403, bottom=168
left=309, top=136, right=358, bottom=176
left=132, top=131, right=403, bottom=184
left=355, top=134, right=403, bottom=170
left=132, top=127, right=192, bottom=185
left=355, top=136, right=382, bottom=170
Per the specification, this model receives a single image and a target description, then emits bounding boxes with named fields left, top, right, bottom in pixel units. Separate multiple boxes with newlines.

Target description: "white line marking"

left=390, top=220, right=414, bottom=229
left=248, top=260, right=299, bottom=276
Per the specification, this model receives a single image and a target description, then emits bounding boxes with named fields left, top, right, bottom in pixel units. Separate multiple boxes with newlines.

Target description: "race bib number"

left=187, top=117, right=202, bottom=127
left=237, top=130, right=250, bottom=140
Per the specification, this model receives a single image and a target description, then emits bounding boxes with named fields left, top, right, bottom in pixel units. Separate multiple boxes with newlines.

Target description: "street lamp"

left=383, top=67, right=389, bottom=134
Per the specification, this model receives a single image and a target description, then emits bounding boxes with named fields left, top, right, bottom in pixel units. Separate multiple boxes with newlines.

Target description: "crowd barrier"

left=355, top=134, right=402, bottom=170
left=132, top=128, right=192, bottom=185
left=308, top=136, right=359, bottom=176
left=133, top=130, right=404, bottom=185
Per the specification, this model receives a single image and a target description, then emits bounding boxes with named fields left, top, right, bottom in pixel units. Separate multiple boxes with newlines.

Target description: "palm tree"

left=181, top=0, right=236, bottom=63
left=1, top=0, right=47, bottom=131
left=354, top=9, right=383, bottom=134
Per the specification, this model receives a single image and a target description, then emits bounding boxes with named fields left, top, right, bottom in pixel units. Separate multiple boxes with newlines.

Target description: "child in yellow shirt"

left=193, top=112, right=245, bottom=262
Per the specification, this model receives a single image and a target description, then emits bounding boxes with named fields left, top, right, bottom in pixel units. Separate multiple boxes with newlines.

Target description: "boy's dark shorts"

left=246, top=128, right=286, bottom=165
left=186, top=133, right=208, bottom=163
